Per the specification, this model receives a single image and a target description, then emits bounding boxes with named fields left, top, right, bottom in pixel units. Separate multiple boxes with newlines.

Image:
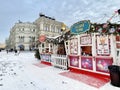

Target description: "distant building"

left=0, top=43, right=6, bottom=49
left=8, top=22, right=37, bottom=50
left=5, top=38, right=10, bottom=49
left=7, top=14, right=66, bottom=50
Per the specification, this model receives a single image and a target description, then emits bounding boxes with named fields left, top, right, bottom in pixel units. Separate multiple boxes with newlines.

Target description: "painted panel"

left=69, top=55, right=79, bottom=67
left=96, top=57, right=113, bottom=73
left=80, top=35, right=92, bottom=45
left=70, top=38, right=78, bottom=55
left=40, top=54, right=51, bottom=62
left=81, top=57, right=93, bottom=70
left=96, top=35, right=110, bottom=55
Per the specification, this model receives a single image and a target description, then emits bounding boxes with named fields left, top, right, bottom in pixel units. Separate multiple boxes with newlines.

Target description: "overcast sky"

left=0, top=0, right=120, bottom=43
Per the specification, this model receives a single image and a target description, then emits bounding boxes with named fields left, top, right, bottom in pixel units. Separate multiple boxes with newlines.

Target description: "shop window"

left=42, top=43, right=44, bottom=47
left=57, top=44, right=66, bottom=55
left=66, top=42, right=68, bottom=45
left=81, top=46, right=92, bottom=56
left=46, top=48, right=49, bottom=53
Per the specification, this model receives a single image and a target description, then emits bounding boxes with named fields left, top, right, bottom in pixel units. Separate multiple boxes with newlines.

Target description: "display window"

left=70, top=38, right=78, bottom=55
left=81, top=46, right=92, bottom=56
left=96, top=35, right=110, bottom=56
left=80, top=35, right=92, bottom=45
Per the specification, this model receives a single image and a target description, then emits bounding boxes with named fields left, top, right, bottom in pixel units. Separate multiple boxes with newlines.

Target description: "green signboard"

left=70, top=20, right=90, bottom=34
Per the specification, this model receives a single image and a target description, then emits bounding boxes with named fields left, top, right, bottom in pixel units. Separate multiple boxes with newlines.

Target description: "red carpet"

left=60, top=71, right=110, bottom=88
left=34, top=63, right=50, bottom=68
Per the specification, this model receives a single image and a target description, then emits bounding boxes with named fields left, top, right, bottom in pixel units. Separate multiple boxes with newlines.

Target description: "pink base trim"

left=69, top=67, right=110, bottom=80
left=41, top=61, right=52, bottom=66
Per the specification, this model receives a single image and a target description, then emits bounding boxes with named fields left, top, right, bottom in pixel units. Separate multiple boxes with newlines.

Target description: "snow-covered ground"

left=0, top=51, right=119, bottom=90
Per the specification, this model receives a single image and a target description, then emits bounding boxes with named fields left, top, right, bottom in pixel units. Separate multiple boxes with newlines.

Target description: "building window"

left=29, top=36, right=31, bottom=42
left=32, top=37, right=35, bottom=42
left=51, top=25, right=53, bottom=32
left=43, top=24, right=47, bottom=31
left=33, top=29, right=35, bottom=32
left=19, top=36, right=24, bottom=42
left=29, top=36, right=35, bottom=42
left=52, top=25, right=55, bottom=32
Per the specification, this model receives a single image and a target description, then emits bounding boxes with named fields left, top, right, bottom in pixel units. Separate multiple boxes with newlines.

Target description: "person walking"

left=14, top=49, right=17, bottom=55
left=6, top=50, right=8, bottom=54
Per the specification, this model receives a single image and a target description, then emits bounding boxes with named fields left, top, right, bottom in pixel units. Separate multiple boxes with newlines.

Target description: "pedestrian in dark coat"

left=14, top=49, right=17, bottom=55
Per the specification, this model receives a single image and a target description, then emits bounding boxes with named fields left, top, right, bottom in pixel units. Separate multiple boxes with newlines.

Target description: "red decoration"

left=116, top=27, right=120, bottom=33
left=116, top=36, right=120, bottom=41
left=39, top=35, right=46, bottom=43
left=102, top=29, right=107, bottom=33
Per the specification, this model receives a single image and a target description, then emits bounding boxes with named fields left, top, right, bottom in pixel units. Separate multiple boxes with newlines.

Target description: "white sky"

left=0, top=0, right=120, bottom=43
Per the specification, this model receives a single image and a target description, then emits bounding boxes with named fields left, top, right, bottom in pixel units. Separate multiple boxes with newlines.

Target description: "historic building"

left=34, top=13, right=63, bottom=37
left=8, top=22, right=37, bottom=50
left=7, top=14, right=66, bottom=50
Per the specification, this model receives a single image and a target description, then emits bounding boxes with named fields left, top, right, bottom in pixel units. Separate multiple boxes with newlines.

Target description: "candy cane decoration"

left=103, top=9, right=120, bottom=28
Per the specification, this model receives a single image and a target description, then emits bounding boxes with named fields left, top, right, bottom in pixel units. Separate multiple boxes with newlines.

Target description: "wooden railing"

left=51, top=54, right=68, bottom=70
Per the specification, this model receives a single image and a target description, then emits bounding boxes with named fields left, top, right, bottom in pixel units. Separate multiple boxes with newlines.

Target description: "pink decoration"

left=103, top=23, right=108, bottom=28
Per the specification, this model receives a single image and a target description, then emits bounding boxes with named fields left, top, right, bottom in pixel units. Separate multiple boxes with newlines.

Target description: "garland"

left=39, top=23, right=120, bottom=45
left=89, top=23, right=120, bottom=35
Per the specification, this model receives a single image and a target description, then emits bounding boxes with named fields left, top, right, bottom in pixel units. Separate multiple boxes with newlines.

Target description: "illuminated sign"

left=70, top=20, right=90, bottom=34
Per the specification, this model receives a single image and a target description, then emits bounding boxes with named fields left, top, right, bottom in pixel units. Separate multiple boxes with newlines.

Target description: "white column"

left=110, top=34, right=116, bottom=64
left=92, top=33, right=96, bottom=56
left=77, top=35, right=80, bottom=55
left=49, top=43, right=51, bottom=52
left=92, top=33, right=96, bottom=71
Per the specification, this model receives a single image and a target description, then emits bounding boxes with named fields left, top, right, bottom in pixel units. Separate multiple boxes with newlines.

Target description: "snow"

left=46, top=35, right=62, bottom=39
left=0, top=51, right=120, bottom=90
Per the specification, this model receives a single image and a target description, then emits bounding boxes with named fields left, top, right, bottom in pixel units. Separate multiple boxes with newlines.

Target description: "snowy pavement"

left=0, top=51, right=119, bottom=90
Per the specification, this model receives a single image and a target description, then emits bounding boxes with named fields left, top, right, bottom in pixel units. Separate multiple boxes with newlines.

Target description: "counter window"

left=81, top=46, right=92, bottom=56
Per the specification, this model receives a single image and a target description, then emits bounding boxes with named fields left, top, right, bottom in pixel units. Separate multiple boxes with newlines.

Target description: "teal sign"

left=70, top=20, right=90, bottom=34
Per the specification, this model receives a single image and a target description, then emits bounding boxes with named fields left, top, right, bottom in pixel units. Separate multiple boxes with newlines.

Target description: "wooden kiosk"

left=38, top=35, right=54, bottom=65
left=64, top=21, right=120, bottom=78
left=38, top=34, right=68, bottom=68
